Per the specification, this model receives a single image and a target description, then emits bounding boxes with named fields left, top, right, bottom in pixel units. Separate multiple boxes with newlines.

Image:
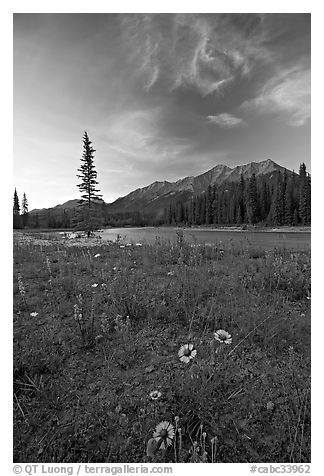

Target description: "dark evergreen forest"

left=164, top=164, right=311, bottom=227
left=14, top=163, right=311, bottom=229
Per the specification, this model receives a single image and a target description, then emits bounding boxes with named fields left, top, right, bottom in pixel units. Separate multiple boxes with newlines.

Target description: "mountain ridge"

left=30, top=159, right=288, bottom=214
left=106, top=158, right=289, bottom=214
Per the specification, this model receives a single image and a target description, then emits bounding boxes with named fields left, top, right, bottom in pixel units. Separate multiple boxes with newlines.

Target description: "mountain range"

left=30, top=159, right=289, bottom=218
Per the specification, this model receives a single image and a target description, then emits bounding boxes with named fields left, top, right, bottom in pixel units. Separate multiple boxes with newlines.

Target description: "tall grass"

left=13, top=231, right=311, bottom=463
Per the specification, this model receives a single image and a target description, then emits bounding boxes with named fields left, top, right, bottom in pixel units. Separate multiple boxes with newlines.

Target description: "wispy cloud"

left=206, top=113, right=247, bottom=128
left=241, top=67, right=310, bottom=127
left=121, top=14, right=270, bottom=97
left=97, top=107, right=194, bottom=166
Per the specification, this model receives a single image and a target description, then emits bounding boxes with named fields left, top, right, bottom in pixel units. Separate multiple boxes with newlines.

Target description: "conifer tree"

left=238, top=174, right=246, bottom=223
left=236, top=205, right=242, bottom=224
left=76, top=131, right=102, bottom=236
left=13, top=188, right=20, bottom=215
left=192, top=196, right=198, bottom=224
left=259, top=178, right=270, bottom=222
left=206, top=185, right=214, bottom=224
left=62, top=210, right=71, bottom=228
left=199, top=195, right=206, bottom=224
left=305, top=173, right=311, bottom=225
left=298, top=163, right=307, bottom=224
left=274, top=182, right=283, bottom=225
left=246, top=174, right=258, bottom=224
left=187, top=197, right=193, bottom=225
left=212, top=190, right=219, bottom=225
left=21, top=192, right=29, bottom=227
left=284, top=174, right=296, bottom=225
left=13, top=188, right=22, bottom=229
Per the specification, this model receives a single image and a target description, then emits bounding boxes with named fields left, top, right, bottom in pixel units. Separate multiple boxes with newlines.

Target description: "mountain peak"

left=30, top=159, right=288, bottom=218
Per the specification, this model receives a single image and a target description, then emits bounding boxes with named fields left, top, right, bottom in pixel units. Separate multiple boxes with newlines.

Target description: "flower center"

left=184, top=349, right=191, bottom=356
left=160, top=429, right=168, bottom=439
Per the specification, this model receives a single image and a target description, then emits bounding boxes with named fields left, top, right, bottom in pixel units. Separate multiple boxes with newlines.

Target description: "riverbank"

left=174, top=226, right=311, bottom=233
left=17, top=224, right=311, bottom=234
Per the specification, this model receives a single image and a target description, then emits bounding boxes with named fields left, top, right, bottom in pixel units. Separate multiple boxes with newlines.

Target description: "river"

left=99, top=227, right=311, bottom=251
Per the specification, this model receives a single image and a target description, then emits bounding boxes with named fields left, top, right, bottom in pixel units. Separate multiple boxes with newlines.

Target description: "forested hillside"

left=164, top=164, right=311, bottom=227
left=16, top=163, right=311, bottom=229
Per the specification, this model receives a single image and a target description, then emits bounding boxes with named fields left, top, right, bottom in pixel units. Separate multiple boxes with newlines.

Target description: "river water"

left=99, top=227, right=310, bottom=251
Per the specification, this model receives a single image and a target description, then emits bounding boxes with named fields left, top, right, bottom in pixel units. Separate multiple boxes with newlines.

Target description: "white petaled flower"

left=178, top=343, right=197, bottom=363
left=94, top=253, right=101, bottom=258
left=135, top=243, right=142, bottom=247
left=30, top=312, right=38, bottom=317
left=120, top=245, right=125, bottom=248
left=214, top=329, right=232, bottom=344
left=91, top=283, right=98, bottom=288
left=150, top=390, right=162, bottom=401
left=153, top=421, right=175, bottom=449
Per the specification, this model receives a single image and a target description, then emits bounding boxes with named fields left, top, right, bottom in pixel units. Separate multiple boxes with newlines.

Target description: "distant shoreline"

left=99, top=225, right=311, bottom=234
left=17, top=225, right=311, bottom=234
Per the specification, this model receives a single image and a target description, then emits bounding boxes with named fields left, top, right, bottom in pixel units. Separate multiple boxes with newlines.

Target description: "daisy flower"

left=178, top=343, right=197, bottom=363
left=150, top=390, right=162, bottom=401
left=30, top=312, right=38, bottom=317
left=153, top=421, right=175, bottom=449
left=91, top=283, right=98, bottom=288
left=214, top=329, right=232, bottom=344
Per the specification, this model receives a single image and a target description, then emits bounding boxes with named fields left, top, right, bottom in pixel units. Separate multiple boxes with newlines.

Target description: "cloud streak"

left=241, top=67, right=310, bottom=127
left=206, top=113, right=247, bottom=128
left=98, top=107, right=195, bottom=167
left=121, top=14, right=270, bottom=97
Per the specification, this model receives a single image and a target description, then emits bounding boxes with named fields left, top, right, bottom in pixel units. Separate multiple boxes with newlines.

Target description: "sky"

left=13, top=13, right=311, bottom=210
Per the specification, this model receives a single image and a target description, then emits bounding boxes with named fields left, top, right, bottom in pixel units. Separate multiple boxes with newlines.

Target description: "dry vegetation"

left=13, top=230, right=311, bottom=463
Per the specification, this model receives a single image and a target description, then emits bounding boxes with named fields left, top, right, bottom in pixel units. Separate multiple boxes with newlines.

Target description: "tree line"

left=164, top=164, right=311, bottom=227
left=13, top=131, right=310, bottom=231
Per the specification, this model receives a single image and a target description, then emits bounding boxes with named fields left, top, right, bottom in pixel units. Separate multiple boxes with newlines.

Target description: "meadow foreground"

left=13, top=231, right=311, bottom=463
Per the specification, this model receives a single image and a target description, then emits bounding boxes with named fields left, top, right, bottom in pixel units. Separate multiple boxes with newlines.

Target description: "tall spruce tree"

left=298, top=163, right=311, bottom=225
left=13, top=188, right=20, bottom=215
left=76, top=131, right=102, bottom=237
left=298, top=163, right=307, bottom=224
left=13, top=188, right=22, bottom=229
left=305, top=173, right=311, bottom=225
left=206, top=185, right=214, bottom=224
left=238, top=174, right=246, bottom=223
left=246, top=174, right=258, bottom=224
left=274, top=183, right=283, bottom=225
left=21, top=192, right=29, bottom=227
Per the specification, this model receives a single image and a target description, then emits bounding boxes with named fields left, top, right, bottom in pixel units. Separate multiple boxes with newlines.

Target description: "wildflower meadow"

left=13, top=230, right=311, bottom=463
